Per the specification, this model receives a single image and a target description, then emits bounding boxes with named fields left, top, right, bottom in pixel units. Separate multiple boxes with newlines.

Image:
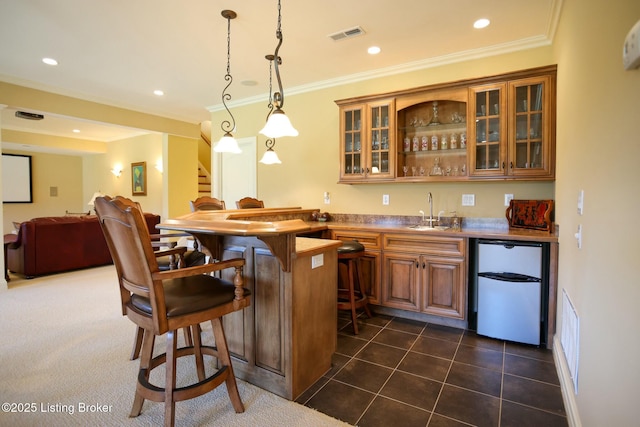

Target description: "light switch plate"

left=577, top=190, right=584, bottom=215
left=462, top=194, right=475, bottom=206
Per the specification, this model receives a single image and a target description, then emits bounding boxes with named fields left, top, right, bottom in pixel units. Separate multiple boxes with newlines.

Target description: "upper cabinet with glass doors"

left=469, top=74, right=555, bottom=179
left=336, top=65, right=556, bottom=183
left=338, top=99, right=395, bottom=183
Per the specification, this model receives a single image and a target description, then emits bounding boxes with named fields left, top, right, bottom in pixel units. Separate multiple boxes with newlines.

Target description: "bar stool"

left=337, top=241, right=372, bottom=334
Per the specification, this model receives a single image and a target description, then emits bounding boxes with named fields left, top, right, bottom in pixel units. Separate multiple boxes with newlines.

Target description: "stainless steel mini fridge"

left=475, top=239, right=544, bottom=345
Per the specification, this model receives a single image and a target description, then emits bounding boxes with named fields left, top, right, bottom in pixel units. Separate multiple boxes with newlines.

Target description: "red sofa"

left=7, top=214, right=160, bottom=278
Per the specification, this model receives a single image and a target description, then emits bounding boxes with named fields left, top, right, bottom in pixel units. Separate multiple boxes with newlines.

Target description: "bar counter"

left=158, top=208, right=341, bottom=400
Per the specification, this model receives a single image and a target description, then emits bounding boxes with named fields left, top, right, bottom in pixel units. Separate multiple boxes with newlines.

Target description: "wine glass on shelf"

left=403, top=166, right=409, bottom=177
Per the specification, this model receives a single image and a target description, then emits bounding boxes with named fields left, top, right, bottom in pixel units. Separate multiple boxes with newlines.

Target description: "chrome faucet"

left=427, top=192, right=434, bottom=226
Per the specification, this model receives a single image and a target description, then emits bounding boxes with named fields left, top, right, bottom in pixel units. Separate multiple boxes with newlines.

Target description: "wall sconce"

left=111, top=165, right=122, bottom=177
left=155, top=159, right=163, bottom=173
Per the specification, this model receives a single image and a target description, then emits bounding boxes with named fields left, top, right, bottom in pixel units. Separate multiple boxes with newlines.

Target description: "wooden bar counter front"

left=158, top=208, right=340, bottom=400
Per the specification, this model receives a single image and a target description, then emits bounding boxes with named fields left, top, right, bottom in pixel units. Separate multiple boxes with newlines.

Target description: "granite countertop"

left=307, top=213, right=558, bottom=243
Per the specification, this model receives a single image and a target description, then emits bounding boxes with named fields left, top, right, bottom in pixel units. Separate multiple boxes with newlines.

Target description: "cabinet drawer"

left=331, top=230, right=382, bottom=250
left=383, top=234, right=465, bottom=257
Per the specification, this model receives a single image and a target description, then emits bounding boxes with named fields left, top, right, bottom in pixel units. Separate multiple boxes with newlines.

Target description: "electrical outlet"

left=504, top=194, right=514, bottom=206
left=311, top=254, right=324, bottom=269
left=382, top=194, right=390, bottom=205
left=462, top=194, right=475, bottom=206
left=323, top=191, right=330, bottom=204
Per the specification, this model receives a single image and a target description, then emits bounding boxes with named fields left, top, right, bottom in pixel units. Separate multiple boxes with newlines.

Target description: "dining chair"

left=235, top=197, right=264, bottom=209
left=94, top=196, right=250, bottom=427
left=190, top=196, right=226, bottom=211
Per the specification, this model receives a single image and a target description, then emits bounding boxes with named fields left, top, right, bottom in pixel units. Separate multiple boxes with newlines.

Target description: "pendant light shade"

left=213, top=10, right=242, bottom=154
left=214, top=132, right=242, bottom=153
left=260, top=108, right=298, bottom=138
left=259, top=147, right=282, bottom=164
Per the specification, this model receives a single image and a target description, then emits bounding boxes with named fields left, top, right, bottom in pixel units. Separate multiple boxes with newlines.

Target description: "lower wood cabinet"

left=383, top=234, right=467, bottom=320
left=331, top=230, right=467, bottom=321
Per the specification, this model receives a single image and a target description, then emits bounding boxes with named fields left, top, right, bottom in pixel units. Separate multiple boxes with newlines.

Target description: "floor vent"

left=329, top=26, right=365, bottom=41
left=561, top=289, right=580, bottom=393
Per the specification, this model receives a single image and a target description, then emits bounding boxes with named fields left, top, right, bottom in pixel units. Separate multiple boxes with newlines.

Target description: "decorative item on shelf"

left=412, top=136, right=419, bottom=152
left=430, top=157, right=443, bottom=176
left=450, top=133, right=458, bottom=149
left=440, top=134, right=448, bottom=150
left=460, top=133, right=467, bottom=148
left=421, top=136, right=428, bottom=151
left=403, top=137, right=410, bottom=152
left=431, top=135, right=438, bottom=151
left=429, top=101, right=441, bottom=125
left=259, top=55, right=282, bottom=165
left=214, top=10, right=242, bottom=154
left=403, top=166, right=409, bottom=176
left=259, top=0, right=298, bottom=139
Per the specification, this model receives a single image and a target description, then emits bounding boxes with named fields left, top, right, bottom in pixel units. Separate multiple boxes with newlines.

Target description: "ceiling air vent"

left=329, top=26, right=365, bottom=41
left=15, top=111, right=44, bottom=120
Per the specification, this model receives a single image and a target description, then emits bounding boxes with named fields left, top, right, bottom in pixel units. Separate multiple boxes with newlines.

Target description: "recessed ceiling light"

left=42, top=57, right=58, bottom=66
left=473, top=18, right=490, bottom=29
left=153, top=89, right=164, bottom=96
left=73, top=129, right=80, bottom=133
left=241, top=80, right=258, bottom=86
left=368, top=46, right=381, bottom=55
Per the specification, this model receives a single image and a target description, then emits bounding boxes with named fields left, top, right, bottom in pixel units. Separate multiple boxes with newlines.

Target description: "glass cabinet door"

left=469, top=83, right=507, bottom=177
left=509, top=76, right=551, bottom=176
left=342, top=106, right=363, bottom=178
left=370, top=104, right=390, bottom=175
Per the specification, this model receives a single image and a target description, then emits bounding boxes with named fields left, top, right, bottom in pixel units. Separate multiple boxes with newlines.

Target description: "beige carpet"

left=0, top=266, right=351, bottom=426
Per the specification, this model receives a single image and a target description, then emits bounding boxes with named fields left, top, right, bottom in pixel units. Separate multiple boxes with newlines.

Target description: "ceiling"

left=0, top=0, right=560, bottom=150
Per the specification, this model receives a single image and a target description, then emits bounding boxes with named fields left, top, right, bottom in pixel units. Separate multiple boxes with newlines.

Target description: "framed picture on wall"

left=131, top=162, right=147, bottom=196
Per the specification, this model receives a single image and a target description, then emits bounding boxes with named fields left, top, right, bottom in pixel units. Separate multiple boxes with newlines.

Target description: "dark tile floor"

left=297, top=312, right=567, bottom=427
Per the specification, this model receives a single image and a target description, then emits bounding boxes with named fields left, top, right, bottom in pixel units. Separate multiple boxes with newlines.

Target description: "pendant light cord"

left=220, top=11, right=236, bottom=135
left=272, top=0, right=285, bottom=109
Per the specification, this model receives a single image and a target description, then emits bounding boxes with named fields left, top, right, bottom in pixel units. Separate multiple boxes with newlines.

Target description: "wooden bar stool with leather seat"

left=337, top=240, right=372, bottom=334
left=95, top=196, right=250, bottom=427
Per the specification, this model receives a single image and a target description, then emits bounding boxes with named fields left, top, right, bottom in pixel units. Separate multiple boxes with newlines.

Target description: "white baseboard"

left=553, top=335, right=582, bottom=427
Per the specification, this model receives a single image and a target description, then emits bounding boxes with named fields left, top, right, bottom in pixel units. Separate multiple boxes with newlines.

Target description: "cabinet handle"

left=510, top=161, right=513, bottom=169
left=501, top=162, right=505, bottom=170
left=415, top=261, right=419, bottom=268
left=422, top=262, right=426, bottom=269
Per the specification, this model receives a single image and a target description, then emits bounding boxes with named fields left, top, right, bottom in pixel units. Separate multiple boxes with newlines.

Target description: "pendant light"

left=259, top=0, right=298, bottom=139
left=260, top=55, right=282, bottom=164
left=213, top=10, right=242, bottom=154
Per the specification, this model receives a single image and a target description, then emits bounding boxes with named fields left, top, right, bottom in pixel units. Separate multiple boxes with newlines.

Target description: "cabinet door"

left=382, top=252, right=420, bottom=311
left=365, top=99, right=395, bottom=180
left=360, top=251, right=381, bottom=305
left=508, top=75, right=555, bottom=178
left=339, top=104, right=366, bottom=182
left=421, top=256, right=466, bottom=319
left=468, top=83, right=508, bottom=177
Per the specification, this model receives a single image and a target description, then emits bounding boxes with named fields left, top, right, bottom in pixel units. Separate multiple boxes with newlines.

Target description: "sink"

left=407, top=225, right=450, bottom=231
